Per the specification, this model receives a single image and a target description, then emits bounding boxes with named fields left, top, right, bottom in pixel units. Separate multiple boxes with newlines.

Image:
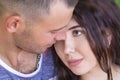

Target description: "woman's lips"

left=68, top=58, right=83, bottom=67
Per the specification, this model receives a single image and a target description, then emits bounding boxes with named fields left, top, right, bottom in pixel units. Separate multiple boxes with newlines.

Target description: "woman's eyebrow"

left=68, top=25, right=80, bottom=30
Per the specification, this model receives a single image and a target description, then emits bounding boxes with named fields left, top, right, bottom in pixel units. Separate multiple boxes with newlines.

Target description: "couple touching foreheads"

left=0, top=0, right=120, bottom=80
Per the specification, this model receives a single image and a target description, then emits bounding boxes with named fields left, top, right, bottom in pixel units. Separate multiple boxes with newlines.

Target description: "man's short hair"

left=0, top=0, right=78, bottom=20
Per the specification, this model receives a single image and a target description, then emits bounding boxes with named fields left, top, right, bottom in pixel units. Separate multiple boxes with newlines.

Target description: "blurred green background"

left=116, top=0, right=120, bottom=6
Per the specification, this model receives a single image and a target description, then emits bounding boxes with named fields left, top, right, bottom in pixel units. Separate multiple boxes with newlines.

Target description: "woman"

left=52, top=0, right=120, bottom=80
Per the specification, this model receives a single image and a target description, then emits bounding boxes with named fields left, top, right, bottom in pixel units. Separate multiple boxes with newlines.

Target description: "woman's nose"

left=64, top=34, right=75, bottom=54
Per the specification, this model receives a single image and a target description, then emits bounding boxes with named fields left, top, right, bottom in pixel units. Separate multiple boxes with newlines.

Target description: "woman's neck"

left=81, top=64, right=120, bottom=80
left=81, top=65, right=107, bottom=80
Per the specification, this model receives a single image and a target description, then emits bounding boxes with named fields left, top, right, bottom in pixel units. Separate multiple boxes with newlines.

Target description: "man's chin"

left=38, top=48, right=47, bottom=54
left=36, top=46, right=52, bottom=54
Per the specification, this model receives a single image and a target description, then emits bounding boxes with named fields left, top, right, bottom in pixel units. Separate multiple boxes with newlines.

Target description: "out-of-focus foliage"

left=115, top=0, right=120, bottom=6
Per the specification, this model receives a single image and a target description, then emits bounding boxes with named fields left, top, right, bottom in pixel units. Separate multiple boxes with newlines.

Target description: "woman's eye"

left=72, top=30, right=83, bottom=37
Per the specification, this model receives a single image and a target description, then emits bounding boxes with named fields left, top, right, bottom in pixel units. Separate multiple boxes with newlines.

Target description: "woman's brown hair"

left=52, top=0, right=120, bottom=80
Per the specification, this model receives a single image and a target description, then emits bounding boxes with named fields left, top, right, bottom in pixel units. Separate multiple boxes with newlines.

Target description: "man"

left=0, top=0, right=78, bottom=80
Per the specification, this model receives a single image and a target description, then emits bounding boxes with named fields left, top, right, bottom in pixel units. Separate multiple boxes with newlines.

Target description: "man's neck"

left=0, top=50, right=39, bottom=74
left=16, top=51, right=39, bottom=73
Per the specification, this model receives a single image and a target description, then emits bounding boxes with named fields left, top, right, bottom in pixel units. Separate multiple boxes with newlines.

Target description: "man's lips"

left=68, top=58, right=83, bottom=67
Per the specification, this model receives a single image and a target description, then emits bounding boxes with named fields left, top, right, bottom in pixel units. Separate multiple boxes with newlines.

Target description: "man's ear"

left=5, top=16, right=21, bottom=33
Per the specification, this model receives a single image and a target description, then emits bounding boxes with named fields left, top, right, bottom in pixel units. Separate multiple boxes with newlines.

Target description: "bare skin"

left=0, top=1, right=74, bottom=73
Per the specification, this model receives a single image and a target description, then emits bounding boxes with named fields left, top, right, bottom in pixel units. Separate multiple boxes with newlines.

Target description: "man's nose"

left=54, top=28, right=67, bottom=41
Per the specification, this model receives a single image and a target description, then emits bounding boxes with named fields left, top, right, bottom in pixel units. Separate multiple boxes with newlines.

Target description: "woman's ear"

left=106, top=29, right=112, bottom=45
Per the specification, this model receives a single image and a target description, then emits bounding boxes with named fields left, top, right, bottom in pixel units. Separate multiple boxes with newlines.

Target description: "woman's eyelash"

left=72, top=30, right=84, bottom=37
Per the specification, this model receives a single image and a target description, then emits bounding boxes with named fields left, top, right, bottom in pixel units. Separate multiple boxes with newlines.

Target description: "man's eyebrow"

left=68, top=25, right=80, bottom=30
left=50, top=26, right=66, bottom=33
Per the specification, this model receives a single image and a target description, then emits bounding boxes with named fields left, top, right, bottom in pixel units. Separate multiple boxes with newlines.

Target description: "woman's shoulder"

left=112, top=64, right=120, bottom=80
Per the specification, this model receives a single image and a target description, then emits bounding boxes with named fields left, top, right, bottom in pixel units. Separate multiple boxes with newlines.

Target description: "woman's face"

left=54, top=18, right=99, bottom=76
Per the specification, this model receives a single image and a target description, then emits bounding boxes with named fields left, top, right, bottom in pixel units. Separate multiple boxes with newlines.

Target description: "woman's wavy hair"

left=52, top=0, right=120, bottom=80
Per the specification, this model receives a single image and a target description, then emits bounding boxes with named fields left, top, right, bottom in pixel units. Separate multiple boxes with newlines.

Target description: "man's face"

left=13, top=1, right=74, bottom=53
